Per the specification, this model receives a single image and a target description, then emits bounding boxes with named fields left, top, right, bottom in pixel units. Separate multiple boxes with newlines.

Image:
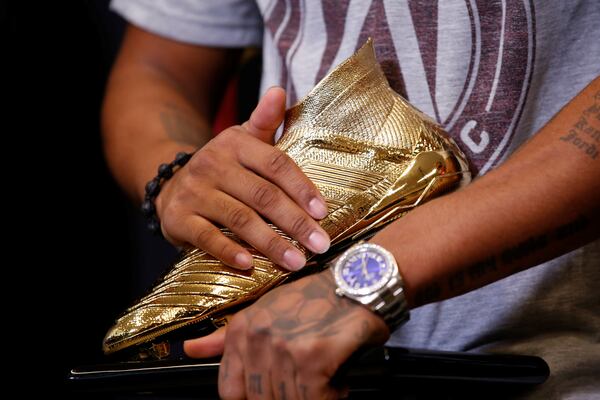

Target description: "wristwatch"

left=331, top=242, right=409, bottom=330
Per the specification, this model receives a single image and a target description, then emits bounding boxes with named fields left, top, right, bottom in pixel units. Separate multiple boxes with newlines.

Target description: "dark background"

left=5, top=1, right=176, bottom=395
left=5, top=2, right=259, bottom=396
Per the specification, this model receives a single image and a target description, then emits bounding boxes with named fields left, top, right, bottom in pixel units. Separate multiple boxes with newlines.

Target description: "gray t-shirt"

left=111, top=1, right=600, bottom=397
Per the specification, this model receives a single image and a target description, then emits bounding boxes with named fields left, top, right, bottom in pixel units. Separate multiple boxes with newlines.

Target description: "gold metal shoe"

left=103, top=39, right=471, bottom=357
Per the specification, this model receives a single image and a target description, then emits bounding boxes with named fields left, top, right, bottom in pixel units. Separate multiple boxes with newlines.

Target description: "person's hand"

left=184, top=270, right=390, bottom=399
left=156, top=87, right=330, bottom=270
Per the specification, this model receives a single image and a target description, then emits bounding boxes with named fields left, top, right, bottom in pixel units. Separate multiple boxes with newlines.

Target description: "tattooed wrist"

left=245, top=270, right=386, bottom=343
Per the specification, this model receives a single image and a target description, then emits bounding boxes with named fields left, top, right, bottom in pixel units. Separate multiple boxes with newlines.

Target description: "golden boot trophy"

left=103, top=39, right=471, bottom=358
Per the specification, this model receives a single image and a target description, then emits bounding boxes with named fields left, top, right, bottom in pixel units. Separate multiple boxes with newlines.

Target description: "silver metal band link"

left=367, top=275, right=410, bottom=330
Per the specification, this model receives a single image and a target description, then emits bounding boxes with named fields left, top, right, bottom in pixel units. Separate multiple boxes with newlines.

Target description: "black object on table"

left=67, top=346, right=549, bottom=399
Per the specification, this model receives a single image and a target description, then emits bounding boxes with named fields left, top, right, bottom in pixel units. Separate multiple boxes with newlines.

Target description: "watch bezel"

left=332, top=243, right=396, bottom=297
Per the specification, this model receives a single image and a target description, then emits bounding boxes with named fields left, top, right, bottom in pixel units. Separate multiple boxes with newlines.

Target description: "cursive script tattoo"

left=558, top=90, right=600, bottom=160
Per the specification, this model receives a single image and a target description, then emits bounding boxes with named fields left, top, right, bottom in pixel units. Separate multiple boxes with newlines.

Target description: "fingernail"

left=308, top=230, right=330, bottom=254
left=283, top=248, right=306, bottom=271
left=308, top=197, right=328, bottom=219
left=234, top=252, right=253, bottom=269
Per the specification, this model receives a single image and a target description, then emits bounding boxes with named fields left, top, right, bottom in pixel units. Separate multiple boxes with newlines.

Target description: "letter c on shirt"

left=460, top=120, right=490, bottom=154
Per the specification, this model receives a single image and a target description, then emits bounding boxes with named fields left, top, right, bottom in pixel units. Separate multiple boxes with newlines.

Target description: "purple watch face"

left=341, top=250, right=389, bottom=290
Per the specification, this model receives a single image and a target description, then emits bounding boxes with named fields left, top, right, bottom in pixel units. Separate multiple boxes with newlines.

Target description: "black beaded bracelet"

left=141, top=151, right=194, bottom=235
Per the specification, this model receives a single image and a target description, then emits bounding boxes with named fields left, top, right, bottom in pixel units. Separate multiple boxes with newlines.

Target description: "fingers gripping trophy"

left=103, top=39, right=471, bottom=360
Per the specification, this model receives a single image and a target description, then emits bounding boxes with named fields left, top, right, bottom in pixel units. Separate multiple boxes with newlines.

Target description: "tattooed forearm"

left=446, top=215, right=590, bottom=304
left=415, top=215, right=591, bottom=306
left=559, top=90, right=600, bottom=160
left=500, top=215, right=590, bottom=271
left=466, top=256, right=496, bottom=280
left=500, top=234, right=549, bottom=265
left=159, top=102, right=208, bottom=147
left=556, top=214, right=590, bottom=239
left=445, top=257, right=497, bottom=294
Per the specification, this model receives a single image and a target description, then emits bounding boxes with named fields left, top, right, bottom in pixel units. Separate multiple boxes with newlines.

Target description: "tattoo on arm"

left=500, top=235, right=549, bottom=265
left=555, top=214, right=590, bottom=240
left=251, top=272, right=363, bottom=341
left=159, top=102, right=207, bottom=147
left=558, top=90, right=600, bottom=160
left=415, top=215, right=591, bottom=305
left=500, top=215, right=589, bottom=272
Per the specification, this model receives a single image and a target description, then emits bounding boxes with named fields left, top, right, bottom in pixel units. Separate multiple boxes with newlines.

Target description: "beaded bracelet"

left=141, top=151, right=194, bottom=235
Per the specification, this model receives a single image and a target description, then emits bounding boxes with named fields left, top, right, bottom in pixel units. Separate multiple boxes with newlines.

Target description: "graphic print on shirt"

left=263, top=0, right=536, bottom=174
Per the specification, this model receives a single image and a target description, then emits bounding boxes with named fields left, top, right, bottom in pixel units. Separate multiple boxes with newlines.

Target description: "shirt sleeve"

left=110, top=0, right=263, bottom=47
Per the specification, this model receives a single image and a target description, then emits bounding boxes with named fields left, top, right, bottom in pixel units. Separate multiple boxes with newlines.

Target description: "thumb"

left=183, top=326, right=227, bottom=358
left=242, top=86, right=286, bottom=144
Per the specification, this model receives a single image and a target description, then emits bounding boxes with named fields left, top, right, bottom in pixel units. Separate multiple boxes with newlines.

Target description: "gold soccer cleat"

left=103, top=39, right=471, bottom=358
